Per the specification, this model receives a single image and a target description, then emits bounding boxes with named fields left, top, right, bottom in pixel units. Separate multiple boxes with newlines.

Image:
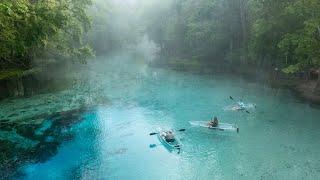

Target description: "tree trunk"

left=239, top=0, right=247, bottom=44
left=239, top=0, right=248, bottom=60
left=230, top=39, right=234, bottom=53
left=7, top=77, right=24, bottom=97
left=315, top=73, right=320, bottom=95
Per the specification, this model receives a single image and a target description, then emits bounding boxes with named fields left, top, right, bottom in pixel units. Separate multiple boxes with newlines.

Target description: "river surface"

left=1, top=54, right=320, bottom=179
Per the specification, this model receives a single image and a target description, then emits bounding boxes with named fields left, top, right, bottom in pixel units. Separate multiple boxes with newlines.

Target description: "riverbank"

left=295, top=81, right=320, bottom=104
left=0, top=60, right=88, bottom=101
left=0, top=69, right=40, bottom=99
left=150, top=57, right=320, bottom=104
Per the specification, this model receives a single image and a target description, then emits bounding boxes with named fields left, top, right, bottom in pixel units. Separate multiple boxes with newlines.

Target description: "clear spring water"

left=2, top=54, right=320, bottom=179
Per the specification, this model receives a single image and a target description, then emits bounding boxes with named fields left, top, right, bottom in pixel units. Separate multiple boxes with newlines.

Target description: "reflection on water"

left=1, top=54, right=320, bottom=179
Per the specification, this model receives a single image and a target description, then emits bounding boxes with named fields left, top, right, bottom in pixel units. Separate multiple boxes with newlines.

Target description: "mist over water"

left=1, top=0, right=320, bottom=179
left=3, top=53, right=318, bottom=179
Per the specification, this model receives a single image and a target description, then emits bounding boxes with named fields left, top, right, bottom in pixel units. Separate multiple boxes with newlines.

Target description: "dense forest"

left=0, top=0, right=93, bottom=70
left=2, top=1, right=320, bottom=179
left=145, top=0, right=320, bottom=76
left=0, top=0, right=145, bottom=69
left=0, top=0, right=320, bottom=97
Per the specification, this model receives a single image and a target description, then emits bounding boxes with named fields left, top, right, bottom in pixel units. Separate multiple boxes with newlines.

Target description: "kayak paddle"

left=149, top=144, right=158, bottom=148
left=149, top=132, right=158, bottom=136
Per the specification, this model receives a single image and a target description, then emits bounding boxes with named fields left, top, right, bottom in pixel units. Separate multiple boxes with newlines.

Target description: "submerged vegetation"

left=0, top=107, right=94, bottom=179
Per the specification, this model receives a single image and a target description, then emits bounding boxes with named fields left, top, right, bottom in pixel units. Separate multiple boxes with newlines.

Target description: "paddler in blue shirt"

left=238, top=101, right=245, bottom=108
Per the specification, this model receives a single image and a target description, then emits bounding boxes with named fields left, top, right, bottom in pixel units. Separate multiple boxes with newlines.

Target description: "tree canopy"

left=1, top=0, right=319, bottom=75
left=145, top=0, right=320, bottom=74
left=0, top=0, right=93, bottom=69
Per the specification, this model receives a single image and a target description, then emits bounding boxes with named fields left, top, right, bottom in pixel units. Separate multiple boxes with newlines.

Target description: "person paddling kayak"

left=237, top=101, right=245, bottom=109
left=208, top=117, right=219, bottom=127
left=161, top=131, right=175, bottom=142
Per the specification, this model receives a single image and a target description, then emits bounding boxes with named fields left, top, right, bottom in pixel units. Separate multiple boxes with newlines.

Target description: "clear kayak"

left=223, top=102, right=256, bottom=111
left=157, top=129, right=181, bottom=153
left=238, top=102, right=256, bottom=109
left=189, top=121, right=239, bottom=133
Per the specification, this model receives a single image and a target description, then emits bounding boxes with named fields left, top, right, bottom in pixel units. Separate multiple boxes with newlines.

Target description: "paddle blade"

left=149, top=144, right=157, bottom=148
left=149, top=132, right=158, bottom=136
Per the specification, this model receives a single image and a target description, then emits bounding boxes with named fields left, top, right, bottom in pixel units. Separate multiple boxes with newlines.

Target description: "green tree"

left=0, top=0, right=93, bottom=70
left=279, top=0, right=320, bottom=73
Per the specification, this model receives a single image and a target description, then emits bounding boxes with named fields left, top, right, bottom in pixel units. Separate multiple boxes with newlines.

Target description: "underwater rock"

left=61, top=133, right=75, bottom=142
left=0, top=120, right=14, bottom=130
left=0, top=122, right=17, bottom=131
left=35, top=120, right=52, bottom=136
left=13, top=113, right=50, bottom=126
left=51, top=107, right=90, bottom=128
left=0, top=106, right=97, bottom=178
left=15, top=124, right=40, bottom=140
left=0, top=119, right=10, bottom=123
left=33, top=142, right=60, bottom=163
left=54, top=116, right=83, bottom=128
left=0, top=140, right=23, bottom=178
left=45, top=136, right=55, bottom=143
left=8, top=113, right=18, bottom=118
left=0, top=130, right=39, bottom=149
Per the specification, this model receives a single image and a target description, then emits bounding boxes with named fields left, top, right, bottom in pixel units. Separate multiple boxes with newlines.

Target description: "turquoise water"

left=2, top=54, right=320, bottom=179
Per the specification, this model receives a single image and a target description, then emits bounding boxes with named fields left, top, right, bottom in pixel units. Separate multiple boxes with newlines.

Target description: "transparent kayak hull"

left=223, top=102, right=256, bottom=111
left=157, top=129, right=181, bottom=152
left=189, top=121, right=239, bottom=133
